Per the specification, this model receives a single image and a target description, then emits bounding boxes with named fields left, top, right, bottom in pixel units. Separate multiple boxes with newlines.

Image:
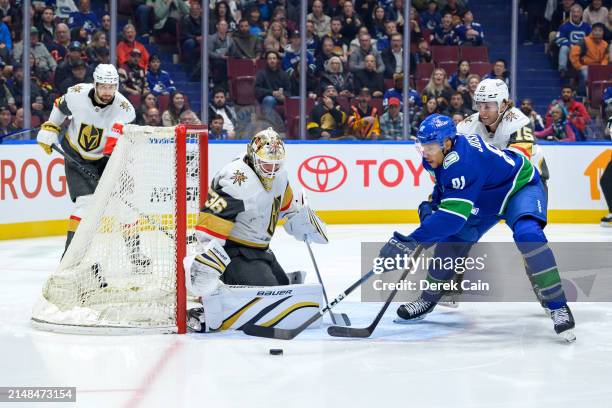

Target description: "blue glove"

left=378, top=232, right=418, bottom=272
left=417, top=200, right=437, bottom=223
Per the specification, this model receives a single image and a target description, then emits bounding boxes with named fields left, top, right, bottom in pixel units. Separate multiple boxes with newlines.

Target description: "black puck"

left=269, top=348, right=283, bottom=355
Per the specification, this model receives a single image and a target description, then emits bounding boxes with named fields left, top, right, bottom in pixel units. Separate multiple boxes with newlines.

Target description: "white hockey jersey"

left=196, top=155, right=296, bottom=248
left=50, top=83, right=136, bottom=160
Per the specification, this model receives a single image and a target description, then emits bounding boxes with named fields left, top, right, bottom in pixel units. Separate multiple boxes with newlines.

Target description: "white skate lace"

left=551, top=307, right=569, bottom=325
left=404, top=300, right=431, bottom=316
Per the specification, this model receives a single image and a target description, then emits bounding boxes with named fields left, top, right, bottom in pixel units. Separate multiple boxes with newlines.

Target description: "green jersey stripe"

left=439, top=199, right=473, bottom=220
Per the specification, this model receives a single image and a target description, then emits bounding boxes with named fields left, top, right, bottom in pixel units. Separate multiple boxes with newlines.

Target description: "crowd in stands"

left=0, top=0, right=610, bottom=142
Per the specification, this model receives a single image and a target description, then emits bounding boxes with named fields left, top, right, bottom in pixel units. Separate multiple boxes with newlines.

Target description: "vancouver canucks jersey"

left=411, top=133, right=539, bottom=243
left=195, top=155, right=295, bottom=248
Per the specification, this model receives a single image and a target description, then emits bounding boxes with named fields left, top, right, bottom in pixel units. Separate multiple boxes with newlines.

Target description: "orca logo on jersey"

left=443, top=151, right=460, bottom=169
left=298, top=155, right=347, bottom=192
left=77, top=123, right=104, bottom=151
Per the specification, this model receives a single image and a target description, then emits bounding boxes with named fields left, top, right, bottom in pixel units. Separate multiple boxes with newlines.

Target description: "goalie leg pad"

left=184, top=240, right=231, bottom=296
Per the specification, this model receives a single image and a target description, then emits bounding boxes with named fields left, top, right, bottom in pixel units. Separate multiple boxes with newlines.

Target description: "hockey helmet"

left=473, top=78, right=509, bottom=113
left=247, top=128, right=285, bottom=190
left=416, top=114, right=456, bottom=148
left=93, top=64, right=119, bottom=86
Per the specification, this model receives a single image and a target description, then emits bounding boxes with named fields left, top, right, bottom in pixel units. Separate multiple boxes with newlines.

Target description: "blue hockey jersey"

left=410, top=133, right=539, bottom=243
left=555, top=21, right=591, bottom=47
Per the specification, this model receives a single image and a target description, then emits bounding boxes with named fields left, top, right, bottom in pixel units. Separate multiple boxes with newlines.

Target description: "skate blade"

left=393, top=316, right=426, bottom=324
left=601, top=222, right=612, bottom=228
left=559, top=329, right=576, bottom=343
left=438, top=301, right=459, bottom=309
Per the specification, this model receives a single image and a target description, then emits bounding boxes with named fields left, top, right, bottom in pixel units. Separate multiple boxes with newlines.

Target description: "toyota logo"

left=298, top=155, right=347, bottom=192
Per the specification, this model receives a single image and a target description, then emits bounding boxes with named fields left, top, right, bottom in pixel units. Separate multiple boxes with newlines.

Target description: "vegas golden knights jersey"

left=50, top=83, right=136, bottom=161
left=196, top=155, right=295, bottom=248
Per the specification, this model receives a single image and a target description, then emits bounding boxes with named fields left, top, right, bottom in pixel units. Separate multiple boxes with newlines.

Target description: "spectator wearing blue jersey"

left=432, top=13, right=456, bottom=45
left=208, top=114, right=230, bottom=140
left=421, top=1, right=442, bottom=31
left=603, top=84, right=612, bottom=118
left=382, top=72, right=422, bottom=113
left=282, top=30, right=316, bottom=76
left=0, top=21, right=10, bottom=51
left=376, top=20, right=399, bottom=51
left=555, top=4, right=591, bottom=76
left=454, top=10, right=484, bottom=46
left=146, top=55, right=176, bottom=96
left=68, top=0, right=100, bottom=35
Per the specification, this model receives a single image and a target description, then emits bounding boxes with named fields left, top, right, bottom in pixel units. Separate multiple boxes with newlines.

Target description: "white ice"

left=1, top=224, right=612, bottom=408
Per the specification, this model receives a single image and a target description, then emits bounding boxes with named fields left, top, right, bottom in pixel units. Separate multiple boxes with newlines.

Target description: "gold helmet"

left=247, top=128, right=285, bottom=190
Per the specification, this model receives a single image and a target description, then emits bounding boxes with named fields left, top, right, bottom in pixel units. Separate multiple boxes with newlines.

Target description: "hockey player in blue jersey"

left=379, top=114, right=576, bottom=342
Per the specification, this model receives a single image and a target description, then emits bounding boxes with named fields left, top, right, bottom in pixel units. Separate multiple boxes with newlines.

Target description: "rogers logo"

left=298, top=155, right=347, bottom=192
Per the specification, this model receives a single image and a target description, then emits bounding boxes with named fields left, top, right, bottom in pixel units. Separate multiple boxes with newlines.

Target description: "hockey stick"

left=0, top=127, right=39, bottom=141
left=51, top=143, right=175, bottom=240
left=242, top=266, right=378, bottom=340
left=305, top=240, right=351, bottom=326
left=327, top=245, right=424, bottom=338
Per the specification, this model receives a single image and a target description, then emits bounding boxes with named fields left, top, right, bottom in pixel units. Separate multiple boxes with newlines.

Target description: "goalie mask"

left=247, top=128, right=285, bottom=190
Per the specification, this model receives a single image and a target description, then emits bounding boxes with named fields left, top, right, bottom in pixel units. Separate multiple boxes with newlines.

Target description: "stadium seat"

left=469, top=62, right=492, bottom=78
left=255, top=58, right=266, bottom=71
left=416, top=78, right=429, bottom=92
left=284, top=97, right=314, bottom=119
left=384, top=78, right=394, bottom=90
left=438, top=61, right=457, bottom=76
left=460, top=46, right=489, bottom=63
left=30, top=115, right=41, bottom=128
left=227, top=58, right=257, bottom=79
left=128, top=94, right=142, bottom=110
left=370, top=98, right=384, bottom=113
left=158, top=94, right=170, bottom=113
left=431, top=45, right=460, bottom=63
left=233, top=76, right=257, bottom=106
left=415, top=62, right=434, bottom=80
left=336, top=96, right=352, bottom=114
left=587, top=65, right=612, bottom=84
left=589, top=80, right=612, bottom=113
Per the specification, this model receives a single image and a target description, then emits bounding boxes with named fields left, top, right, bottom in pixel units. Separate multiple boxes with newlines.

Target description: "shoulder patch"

left=119, top=100, right=132, bottom=112
left=69, top=85, right=84, bottom=94
left=231, top=169, right=248, bottom=186
left=443, top=151, right=460, bottom=169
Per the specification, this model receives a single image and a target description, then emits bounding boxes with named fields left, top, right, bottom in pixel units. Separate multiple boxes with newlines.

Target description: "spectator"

left=55, top=41, right=85, bottom=88
left=381, top=32, right=404, bottom=79
left=209, top=88, right=237, bottom=138
left=288, top=58, right=319, bottom=99
left=421, top=0, right=442, bottom=31
left=162, top=91, right=188, bottom=126
left=153, top=0, right=190, bottom=38
left=369, top=5, right=388, bottom=41
left=583, top=0, right=608, bottom=25
left=356, top=0, right=379, bottom=32
left=46, top=23, right=71, bottom=64
left=485, top=59, right=511, bottom=88
left=181, top=0, right=203, bottom=64
left=461, top=73, right=481, bottom=111
left=349, top=32, right=385, bottom=74
left=37, top=6, right=55, bottom=45
left=13, top=27, right=57, bottom=81
left=230, top=19, right=263, bottom=60
left=137, top=92, right=159, bottom=124
left=315, top=35, right=337, bottom=73
left=68, top=0, right=100, bottom=34
left=0, top=106, right=15, bottom=135
left=179, top=109, right=202, bottom=125
left=607, top=9, right=612, bottom=39
left=7, top=64, right=51, bottom=118
left=408, top=5, right=425, bottom=45
left=86, top=31, right=109, bottom=64
left=386, top=0, right=406, bottom=28
left=71, top=26, right=90, bottom=46
left=117, top=24, right=150, bottom=70
left=520, top=98, right=545, bottom=132
left=283, top=30, right=316, bottom=76
left=556, top=4, right=591, bottom=77
left=432, top=12, right=456, bottom=45
left=353, top=54, right=385, bottom=97
left=12, top=107, right=24, bottom=131
left=101, top=14, right=112, bottom=38
left=247, top=6, right=265, bottom=37
left=0, top=0, right=19, bottom=28
left=308, top=0, right=331, bottom=39
left=305, top=20, right=320, bottom=56
left=454, top=10, right=484, bottom=46
left=339, top=0, right=363, bottom=42
left=382, top=72, right=421, bottom=113
left=412, top=96, right=439, bottom=130
left=422, top=67, right=454, bottom=110
left=146, top=55, right=176, bottom=96
left=604, top=84, right=612, bottom=118
left=0, top=21, right=9, bottom=60
left=319, top=56, right=354, bottom=98
left=536, top=104, right=576, bottom=141
left=451, top=112, right=465, bottom=125
left=444, top=92, right=472, bottom=117
left=328, top=17, right=349, bottom=62
left=449, top=60, right=471, bottom=91
left=89, top=47, right=110, bottom=71
left=546, top=85, right=591, bottom=139
left=209, top=113, right=230, bottom=139
left=271, top=6, right=296, bottom=33
left=59, top=60, right=90, bottom=94
left=307, top=84, right=347, bottom=139
left=119, top=49, right=148, bottom=96
left=264, top=21, right=287, bottom=56
left=349, top=26, right=378, bottom=53
left=442, top=0, right=466, bottom=25
left=379, top=97, right=405, bottom=140
left=348, top=87, right=381, bottom=139
left=0, top=75, right=15, bottom=113
left=550, top=0, right=575, bottom=38
left=135, top=0, right=154, bottom=37
left=570, top=22, right=608, bottom=94
left=255, top=51, right=291, bottom=118
left=377, top=20, right=399, bottom=51
left=143, top=107, right=163, bottom=126
left=211, top=1, right=237, bottom=33
left=521, top=0, right=548, bottom=45
left=413, top=38, right=433, bottom=68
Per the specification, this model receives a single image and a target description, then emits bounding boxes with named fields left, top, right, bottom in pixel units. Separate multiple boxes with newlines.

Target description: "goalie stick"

left=327, top=245, right=424, bottom=338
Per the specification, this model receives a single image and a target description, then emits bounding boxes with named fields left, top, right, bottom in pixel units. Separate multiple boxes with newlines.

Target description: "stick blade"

left=242, top=324, right=297, bottom=340
left=327, top=325, right=373, bottom=338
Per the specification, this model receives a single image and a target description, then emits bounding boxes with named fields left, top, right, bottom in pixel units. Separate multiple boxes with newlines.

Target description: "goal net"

left=31, top=124, right=208, bottom=334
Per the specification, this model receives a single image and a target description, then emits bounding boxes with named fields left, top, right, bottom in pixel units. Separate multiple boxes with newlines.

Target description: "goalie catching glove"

left=283, top=204, right=329, bottom=244
left=183, top=240, right=231, bottom=296
left=37, top=121, right=61, bottom=154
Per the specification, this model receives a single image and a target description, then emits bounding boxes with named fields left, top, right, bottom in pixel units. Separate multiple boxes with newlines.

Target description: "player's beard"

left=95, top=92, right=114, bottom=105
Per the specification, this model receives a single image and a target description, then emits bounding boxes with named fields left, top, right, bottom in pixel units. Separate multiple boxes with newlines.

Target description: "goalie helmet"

left=473, top=78, right=509, bottom=113
left=93, top=64, right=119, bottom=86
left=247, top=128, right=285, bottom=190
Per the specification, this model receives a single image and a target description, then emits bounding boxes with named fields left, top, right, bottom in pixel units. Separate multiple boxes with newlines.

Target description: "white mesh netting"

left=31, top=125, right=205, bottom=334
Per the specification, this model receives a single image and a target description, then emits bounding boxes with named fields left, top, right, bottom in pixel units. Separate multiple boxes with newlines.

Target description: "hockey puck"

left=269, top=348, right=283, bottom=355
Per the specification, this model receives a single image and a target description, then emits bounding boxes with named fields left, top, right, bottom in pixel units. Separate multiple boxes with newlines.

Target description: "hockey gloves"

left=37, top=121, right=61, bottom=155
left=378, top=232, right=418, bottom=272
left=418, top=200, right=437, bottom=223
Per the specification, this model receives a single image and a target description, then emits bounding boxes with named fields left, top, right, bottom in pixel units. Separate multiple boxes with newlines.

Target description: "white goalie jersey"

left=195, top=155, right=296, bottom=248
left=50, top=83, right=136, bottom=160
